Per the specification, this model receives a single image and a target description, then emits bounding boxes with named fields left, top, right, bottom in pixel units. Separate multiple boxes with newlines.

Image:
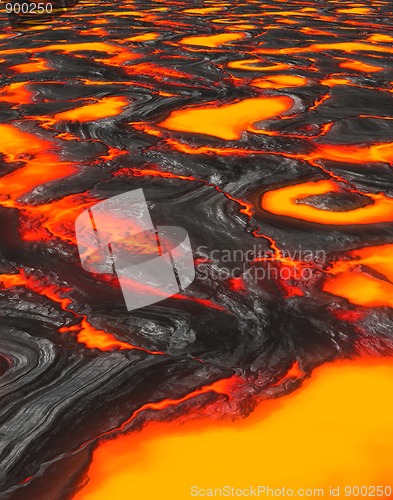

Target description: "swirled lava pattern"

left=0, top=0, right=393, bottom=499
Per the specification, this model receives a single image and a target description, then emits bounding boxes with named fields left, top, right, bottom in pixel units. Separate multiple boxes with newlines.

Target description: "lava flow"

left=260, top=180, right=393, bottom=225
left=75, top=359, right=393, bottom=500
left=0, top=0, right=393, bottom=498
left=158, top=96, right=294, bottom=140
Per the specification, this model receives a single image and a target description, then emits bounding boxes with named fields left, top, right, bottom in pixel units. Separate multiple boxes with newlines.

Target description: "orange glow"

left=76, top=320, right=139, bottom=351
left=0, top=42, right=139, bottom=67
left=164, top=138, right=259, bottom=155
left=338, top=59, right=383, bottom=73
left=323, top=244, right=393, bottom=308
left=75, top=359, right=393, bottom=500
left=227, top=59, right=291, bottom=71
left=256, top=42, right=393, bottom=56
left=261, top=180, right=393, bottom=225
left=227, top=277, right=246, bottom=292
left=315, top=142, right=393, bottom=164
left=159, top=96, right=294, bottom=140
left=367, top=34, right=393, bottom=43
left=65, top=316, right=164, bottom=353
left=82, top=27, right=109, bottom=37
left=346, top=244, right=393, bottom=282
left=271, top=361, right=305, bottom=387
left=0, top=270, right=72, bottom=311
left=324, top=272, right=393, bottom=309
left=0, top=82, right=34, bottom=104
left=0, top=269, right=160, bottom=352
left=19, top=193, right=97, bottom=244
left=124, top=62, right=190, bottom=81
left=285, top=360, right=304, bottom=378
left=183, top=7, right=222, bottom=14
left=0, top=124, right=76, bottom=202
left=117, top=165, right=254, bottom=220
left=10, top=58, right=51, bottom=73
left=300, top=26, right=337, bottom=36
left=321, top=77, right=354, bottom=86
left=43, top=42, right=139, bottom=66
left=337, top=7, right=371, bottom=14
left=114, top=167, right=197, bottom=182
left=226, top=24, right=256, bottom=30
left=179, top=33, right=246, bottom=48
left=111, top=376, right=238, bottom=434
left=123, top=33, right=159, bottom=42
left=251, top=74, right=308, bottom=88
left=50, top=96, right=129, bottom=123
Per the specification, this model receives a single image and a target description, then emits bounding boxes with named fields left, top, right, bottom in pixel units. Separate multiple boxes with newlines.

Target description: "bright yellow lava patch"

left=52, top=96, right=129, bottom=122
left=228, top=59, right=291, bottom=71
left=183, top=7, right=222, bottom=14
left=158, top=96, right=294, bottom=140
left=76, top=358, right=393, bottom=500
left=251, top=74, right=308, bottom=88
left=339, top=59, right=383, bottom=73
left=261, top=180, right=393, bottom=225
left=337, top=7, right=371, bottom=14
left=323, top=244, right=393, bottom=308
left=179, top=33, right=246, bottom=48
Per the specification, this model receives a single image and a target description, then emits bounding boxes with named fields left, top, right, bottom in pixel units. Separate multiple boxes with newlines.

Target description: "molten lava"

left=159, top=96, right=294, bottom=140
left=75, top=359, right=393, bottom=500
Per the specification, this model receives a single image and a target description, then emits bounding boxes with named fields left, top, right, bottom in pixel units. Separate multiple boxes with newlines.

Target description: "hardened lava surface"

left=0, top=0, right=393, bottom=498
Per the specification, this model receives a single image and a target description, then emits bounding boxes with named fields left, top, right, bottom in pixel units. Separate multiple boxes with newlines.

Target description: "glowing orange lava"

left=10, top=58, right=51, bottom=73
left=50, top=96, right=129, bottom=123
left=0, top=82, right=34, bottom=104
left=324, top=272, right=393, bottom=309
left=158, top=96, right=294, bottom=140
left=227, top=59, right=291, bottom=71
left=261, top=180, right=393, bottom=225
left=323, top=244, right=393, bottom=308
left=337, top=7, right=371, bottom=14
left=251, top=74, right=308, bottom=89
left=75, top=358, right=393, bottom=500
left=0, top=269, right=159, bottom=352
left=0, top=124, right=76, bottom=203
left=67, top=320, right=142, bottom=351
left=338, top=59, right=383, bottom=73
left=0, top=42, right=139, bottom=67
left=314, top=142, right=393, bottom=164
left=183, top=7, right=222, bottom=14
left=179, top=33, right=246, bottom=48
left=256, top=41, right=393, bottom=56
